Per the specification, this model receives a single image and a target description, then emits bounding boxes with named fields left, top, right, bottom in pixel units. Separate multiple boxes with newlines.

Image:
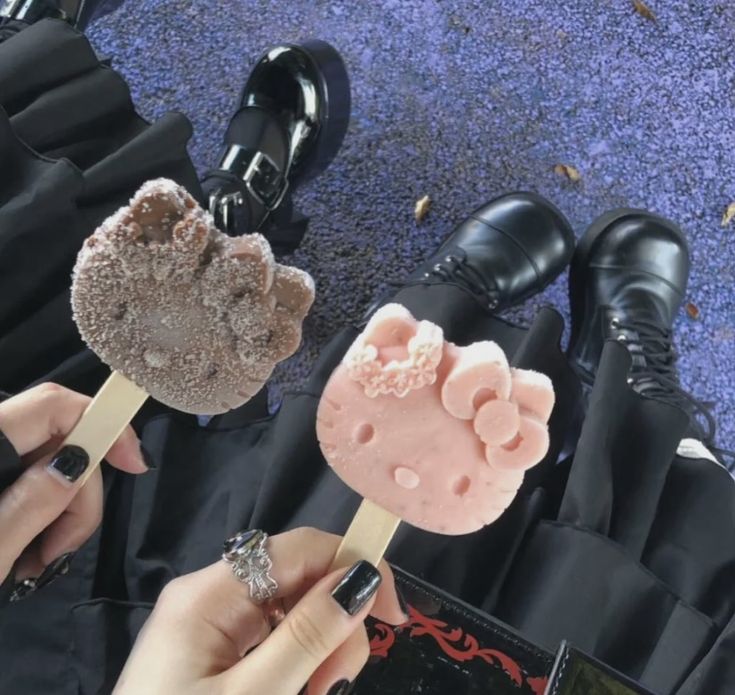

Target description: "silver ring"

left=222, top=529, right=279, bottom=604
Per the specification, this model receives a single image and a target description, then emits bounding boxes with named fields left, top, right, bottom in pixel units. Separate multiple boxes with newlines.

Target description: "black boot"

left=568, top=208, right=731, bottom=464
left=202, top=41, right=350, bottom=253
left=0, top=0, right=123, bottom=32
left=363, top=192, right=574, bottom=348
left=395, top=192, right=574, bottom=311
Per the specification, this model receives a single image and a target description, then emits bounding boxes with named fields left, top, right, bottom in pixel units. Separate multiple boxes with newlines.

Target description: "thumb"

left=224, top=561, right=381, bottom=695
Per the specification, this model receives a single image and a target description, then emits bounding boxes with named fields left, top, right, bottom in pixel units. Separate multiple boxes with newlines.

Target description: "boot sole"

left=239, top=40, right=351, bottom=187
left=292, top=39, right=352, bottom=184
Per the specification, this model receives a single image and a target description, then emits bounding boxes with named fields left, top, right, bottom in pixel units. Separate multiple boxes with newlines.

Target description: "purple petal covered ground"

left=89, top=0, right=734, bottom=453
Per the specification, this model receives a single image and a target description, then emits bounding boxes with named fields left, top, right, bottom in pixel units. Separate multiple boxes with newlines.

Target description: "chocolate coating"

left=71, top=179, right=314, bottom=414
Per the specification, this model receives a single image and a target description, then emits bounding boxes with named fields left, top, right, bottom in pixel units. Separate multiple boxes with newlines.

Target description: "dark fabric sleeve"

left=0, top=575, right=11, bottom=605
left=0, top=429, right=22, bottom=488
left=0, top=425, right=22, bottom=606
left=0, top=389, right=23, bottom=492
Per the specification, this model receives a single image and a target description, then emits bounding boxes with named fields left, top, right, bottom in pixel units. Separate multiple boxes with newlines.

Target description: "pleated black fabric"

left=0, top=21, right=199, bottom=689
left=1, top=19, right=734, bottom=695
left=0, top=19, right=201, bottom=394
left=3, top=276, right=734, bottom=694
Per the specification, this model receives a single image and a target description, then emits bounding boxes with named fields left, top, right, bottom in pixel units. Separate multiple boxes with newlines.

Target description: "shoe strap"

left=201, top=168, right=306, bottom=253
left=203, top=143, right=290, bottom=237
left=2, top=0, right=73, bottom=23
left=216, top=145, right=289, bottom=213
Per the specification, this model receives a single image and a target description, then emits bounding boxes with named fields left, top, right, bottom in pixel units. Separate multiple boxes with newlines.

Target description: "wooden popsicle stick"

left=330, top=498, right=401, bottom=570
left=62, top=371, right=149, bottom=487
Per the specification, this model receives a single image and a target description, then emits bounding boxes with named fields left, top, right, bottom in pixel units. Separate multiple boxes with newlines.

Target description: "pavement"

left=89, top=0, right=735, bottom=454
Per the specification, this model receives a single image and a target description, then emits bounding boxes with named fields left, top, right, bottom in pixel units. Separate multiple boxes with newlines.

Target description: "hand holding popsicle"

left=0, top=384, right=148, bottom=591
left=317, top=304, right=554, bottom=567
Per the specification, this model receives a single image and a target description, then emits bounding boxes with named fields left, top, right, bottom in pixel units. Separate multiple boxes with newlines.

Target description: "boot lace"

left=396, top=249, right=501, bottom=312
left=614, top=317, right=734, bottom=469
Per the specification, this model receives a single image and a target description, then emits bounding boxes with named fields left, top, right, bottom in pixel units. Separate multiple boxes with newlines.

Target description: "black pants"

left=1, top=19, right=734, bottom=695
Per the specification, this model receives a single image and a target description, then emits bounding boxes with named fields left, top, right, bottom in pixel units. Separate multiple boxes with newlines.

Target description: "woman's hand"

left=0, top=383, right=149, bottom=592
left=115, top=528, right=407, bottom=695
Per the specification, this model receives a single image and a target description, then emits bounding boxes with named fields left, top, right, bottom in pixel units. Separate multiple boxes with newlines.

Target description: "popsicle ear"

left=343, top=304, right=444, bottom=398
left=127, top=185, right=190, bottom=242
left=441, top=341, right=512, bottom=420
left=360, top=303, right=419, bottom=350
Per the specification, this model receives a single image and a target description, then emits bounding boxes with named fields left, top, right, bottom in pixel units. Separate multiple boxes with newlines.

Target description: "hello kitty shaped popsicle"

left=58, top=179, right=314, bottom=488
left=317, top=303, right=554, bottom=569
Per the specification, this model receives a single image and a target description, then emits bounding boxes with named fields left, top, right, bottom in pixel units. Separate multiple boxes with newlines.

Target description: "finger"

left=248, top=618, right=273, bottom=654
left=306, top=625, right=370, bottom=695
left=37, top=466, right=103, bottom=565
left=210, top=529, right=403, bottom=626
left=225, top=561, right=381, bottom=695
left=24, top=424, right=146, bottom=477
left=154, top=566, right=270, bottom=662
left=0, top=458, right=79, bottom=580
left=135, top=530, right=404, bottom=677
left=0, top=383, right=148, bottom=474
left=12, top=540, right=45, bottom=581
left=261, top=528, right=405, bottom=625
left=174, top=528, right=403, bottom=628
left=11, top=467, right=103, bottom=581
left=103, top=426, right=150, bottom=475
left=0, top=384, right=93, bottom=455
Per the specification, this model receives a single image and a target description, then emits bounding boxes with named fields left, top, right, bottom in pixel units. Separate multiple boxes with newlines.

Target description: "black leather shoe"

left=202, top=41, right=350, bottom=253
left=569, top=208, right=689, bottom=386
left=0, top=0, right=123, bottom=31
left=568, top=209, right=731, bottom=463
left=399, top=192, right=575, bottom=311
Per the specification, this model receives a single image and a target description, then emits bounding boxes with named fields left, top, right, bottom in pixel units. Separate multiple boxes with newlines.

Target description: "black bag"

left=357, top=567, right=655, bottom=695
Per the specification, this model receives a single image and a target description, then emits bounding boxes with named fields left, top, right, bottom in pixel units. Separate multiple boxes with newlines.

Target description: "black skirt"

left=0, top=18, right=201, bottom=394
left=0, top=20, right=734, bottom=695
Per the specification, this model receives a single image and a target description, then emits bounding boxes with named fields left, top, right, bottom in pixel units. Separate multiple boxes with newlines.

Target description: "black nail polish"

left=48, top=446, right=89, bottom=483
left=35, top=552, right=75, bottom=591
left=9, top=577, right=37, bottom=603
left=331, top=560, right=382, bottom=616
left=396, top=586, right=410, bottom=621
left=326, top=679, right=352, bottom=695
left=9, top=552, right=75, bottom=602
left=140, top=445, right=157, bottom=470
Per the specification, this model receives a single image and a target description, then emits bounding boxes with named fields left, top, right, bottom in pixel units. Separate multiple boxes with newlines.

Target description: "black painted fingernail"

left=9, top=577, right=37, bottom=602
left=327, top=679, right=353, bottom=695
left=331, top=560, right=382, bottom=616
left=140, top=445, right=157, bottom=470
left=396, top=586, right=410, bottom=621
left=8, top=552, right=75, bottom=602
left=35, top=552, right=75, bottom=591
left=47, top=446, right=89, bottom=483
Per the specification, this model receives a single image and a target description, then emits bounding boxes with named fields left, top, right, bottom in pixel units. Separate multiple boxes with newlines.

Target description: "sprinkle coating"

left=72, top=179, right=315, bottom=414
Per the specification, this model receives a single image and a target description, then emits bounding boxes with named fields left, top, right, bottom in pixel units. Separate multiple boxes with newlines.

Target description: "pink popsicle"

left=317, top=304, right=555, bottom=536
